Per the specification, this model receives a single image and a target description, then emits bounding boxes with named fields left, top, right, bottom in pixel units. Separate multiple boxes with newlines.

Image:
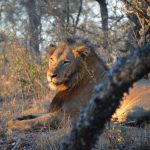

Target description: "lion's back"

left=113, top=79, right=150, bottom=123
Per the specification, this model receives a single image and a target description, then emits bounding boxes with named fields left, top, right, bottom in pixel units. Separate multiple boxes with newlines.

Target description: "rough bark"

left=59, top=43, right=150, bottom=150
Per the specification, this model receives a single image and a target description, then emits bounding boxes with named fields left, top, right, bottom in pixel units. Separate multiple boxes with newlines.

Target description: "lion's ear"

left=48, top=44, right=56, bottom=56
left=72, top=45, right=90, bottom=58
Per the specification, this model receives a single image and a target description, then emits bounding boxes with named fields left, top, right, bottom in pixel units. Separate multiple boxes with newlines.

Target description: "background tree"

left=95, top=0, right=109, bottom=49
left=120, top=0, right=150, bottom=51
left=25, top=0, right=41, bottom=62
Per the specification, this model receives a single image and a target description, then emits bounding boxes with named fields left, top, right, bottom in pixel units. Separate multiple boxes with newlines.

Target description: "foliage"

left=0, top=41, right=49, bottom=99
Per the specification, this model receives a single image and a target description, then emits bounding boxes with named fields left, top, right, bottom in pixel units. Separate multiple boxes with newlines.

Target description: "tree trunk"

left=25, top=0, right=41, bottom=62
left=96, top=0, right=109, bottom=48
left=60, top=43, right=150, bottom=150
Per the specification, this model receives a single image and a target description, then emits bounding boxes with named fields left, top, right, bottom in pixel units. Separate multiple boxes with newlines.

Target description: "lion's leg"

left=6, top=111, right=63, bottom=130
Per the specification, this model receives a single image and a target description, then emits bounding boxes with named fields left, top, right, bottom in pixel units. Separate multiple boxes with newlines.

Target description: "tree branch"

left=120, top=0, right=150, bottom=22
left=75, top=0, right=83, bottom=27
left=59, top=43, right=150, bottom=150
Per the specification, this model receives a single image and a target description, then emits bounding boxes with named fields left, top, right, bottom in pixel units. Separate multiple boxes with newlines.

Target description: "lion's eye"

left=50, top=57, right=54, bottom=62
left=63, top=60, right=70, bottom=65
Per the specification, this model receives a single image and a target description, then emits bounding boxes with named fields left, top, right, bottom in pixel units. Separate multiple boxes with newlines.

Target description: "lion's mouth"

left=49, top=81, right=64, bottom=86
left=49, top=77, right=68, bottom=86
left=49, top=76, right=69, bottom=86
left=48, top=80, right=68, bottom=92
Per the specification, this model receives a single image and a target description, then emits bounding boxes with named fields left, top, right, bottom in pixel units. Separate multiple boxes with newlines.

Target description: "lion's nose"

left=51, top=74, right=57, bottom=79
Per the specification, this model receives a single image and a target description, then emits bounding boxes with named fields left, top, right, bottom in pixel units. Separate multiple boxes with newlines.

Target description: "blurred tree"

left=0, top=0, right=84, bottom=48
left=121, top=0, right=150, bottom=51
left=25, top=0, right=41, bottom=63
left=41, top=0, right=83, bottom=39
left=95, top=0, right=109, bottom=48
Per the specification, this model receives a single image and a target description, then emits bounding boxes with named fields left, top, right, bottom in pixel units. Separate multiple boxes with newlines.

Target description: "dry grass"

left=95, top=123, right=150, bottom=150
left=0, top=94, right=71, bottom=150
left=1, top=97, right=149, bottom=150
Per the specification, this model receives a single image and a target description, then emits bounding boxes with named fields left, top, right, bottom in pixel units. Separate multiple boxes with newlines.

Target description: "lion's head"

left=47, top=37, right=92, bottom=92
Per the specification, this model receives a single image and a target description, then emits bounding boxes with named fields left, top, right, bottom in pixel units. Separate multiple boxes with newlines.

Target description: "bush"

left=0, top=41, right=49, bottom=100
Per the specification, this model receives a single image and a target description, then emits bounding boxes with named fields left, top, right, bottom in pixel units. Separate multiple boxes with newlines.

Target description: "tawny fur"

left=113, top=79, right=150, bottom=124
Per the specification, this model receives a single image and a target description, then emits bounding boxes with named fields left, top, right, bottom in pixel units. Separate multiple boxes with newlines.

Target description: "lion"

left=46, top=37, right=107, bottom=116
left=7, top=37, right=106, bottom=129
left=7, top=37, right=150, bottom=130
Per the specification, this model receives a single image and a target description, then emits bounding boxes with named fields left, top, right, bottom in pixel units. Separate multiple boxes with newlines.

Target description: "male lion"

left=47, top=37, right=107, bottom=116
left=7, top=37, right=150, bottom=129
left=7, top=37, right=106, bottom=129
